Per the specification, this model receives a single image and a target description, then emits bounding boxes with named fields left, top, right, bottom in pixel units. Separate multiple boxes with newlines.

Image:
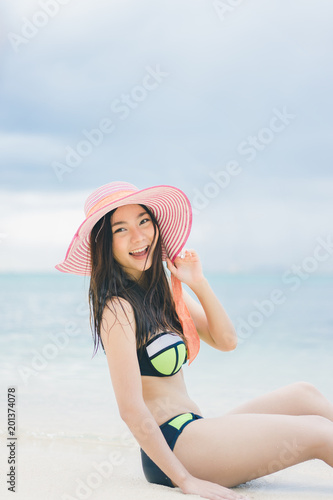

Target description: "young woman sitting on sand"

left=56, top=181, right=333, bottom=500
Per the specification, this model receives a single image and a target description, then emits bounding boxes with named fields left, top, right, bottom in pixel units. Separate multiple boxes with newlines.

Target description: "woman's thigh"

left=172, top=412, right=332, bottom=488
left=225, top=382, right=333, bottom=420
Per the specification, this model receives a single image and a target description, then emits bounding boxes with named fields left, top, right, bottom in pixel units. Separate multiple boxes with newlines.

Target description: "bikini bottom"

left=140, top=412, right=203, bottom=488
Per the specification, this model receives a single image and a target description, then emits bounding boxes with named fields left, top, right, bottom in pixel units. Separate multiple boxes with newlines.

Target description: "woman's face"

left=110, top=204, right=158, bottom=280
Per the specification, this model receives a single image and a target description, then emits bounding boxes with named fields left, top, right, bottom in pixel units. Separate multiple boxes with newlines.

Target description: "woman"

left=56, top=181, right=333, bottom=500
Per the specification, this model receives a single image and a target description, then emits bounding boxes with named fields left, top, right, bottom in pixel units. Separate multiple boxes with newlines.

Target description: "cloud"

left=1, top=0, right=333, bottom=271
left=2, top=132, right=63, bottom=164
left=3, top=0, right=333, bottom=141
left=0, top=189, right=88, bottom=272
left=187, top=176, right=333, bottom=273
left=1, top=176, right=333, bottom=273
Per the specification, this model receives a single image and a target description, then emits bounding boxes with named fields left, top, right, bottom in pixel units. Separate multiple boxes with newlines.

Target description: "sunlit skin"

left=110, top=204, right=159, bottom=281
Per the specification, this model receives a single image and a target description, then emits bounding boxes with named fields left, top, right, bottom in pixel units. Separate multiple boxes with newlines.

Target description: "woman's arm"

left=167, top=250, right=237, bottom=351
left=183, top=280, right=237, bottom=351
left=100, top=297, right=191, bottom=487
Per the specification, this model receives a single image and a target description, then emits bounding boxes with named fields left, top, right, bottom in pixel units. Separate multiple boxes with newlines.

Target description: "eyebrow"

left=111, top=211, right=149, bottom=228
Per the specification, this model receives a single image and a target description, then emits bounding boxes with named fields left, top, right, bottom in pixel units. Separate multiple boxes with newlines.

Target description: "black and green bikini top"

left=137, top=332, right=188, bottom=377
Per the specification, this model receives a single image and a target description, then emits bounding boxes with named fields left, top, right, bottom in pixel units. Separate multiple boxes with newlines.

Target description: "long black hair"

left=88, top=204, right=186, bottom=356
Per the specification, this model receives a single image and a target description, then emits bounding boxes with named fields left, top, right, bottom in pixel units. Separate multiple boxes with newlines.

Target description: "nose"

left=130, top=225, right=145, bottom=244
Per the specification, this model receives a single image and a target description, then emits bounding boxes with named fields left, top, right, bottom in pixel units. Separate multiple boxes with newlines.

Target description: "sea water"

left=1, top=271, right=333, bottom=444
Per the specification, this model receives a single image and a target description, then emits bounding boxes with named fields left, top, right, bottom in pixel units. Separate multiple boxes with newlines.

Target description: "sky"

left=1, top=0, right=333, bottom=274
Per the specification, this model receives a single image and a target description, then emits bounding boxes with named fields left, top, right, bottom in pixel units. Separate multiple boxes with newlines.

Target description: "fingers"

left=181, top=476, right=250, bottom=500
left=176, top=248, right=196, bottom=260
left=203, top=488, right=250, bottom=500
left=209, top=484, right=251, bottom=500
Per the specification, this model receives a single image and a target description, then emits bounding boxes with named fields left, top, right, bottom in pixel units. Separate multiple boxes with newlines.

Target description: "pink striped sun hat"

left=55, top=181, right=192, bottom=275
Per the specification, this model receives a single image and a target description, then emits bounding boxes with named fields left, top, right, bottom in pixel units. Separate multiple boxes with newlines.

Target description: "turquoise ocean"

left=1, top=271, right=333, bottom=445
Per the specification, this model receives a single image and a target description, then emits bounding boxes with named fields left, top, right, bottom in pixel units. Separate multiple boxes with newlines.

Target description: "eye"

left=113, top=227, right=126, bottom=234
left=140, top=218, right=150, bottom=225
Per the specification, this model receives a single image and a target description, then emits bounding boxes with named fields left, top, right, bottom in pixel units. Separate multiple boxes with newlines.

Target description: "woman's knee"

left=290, top=381, right=321, bottom=398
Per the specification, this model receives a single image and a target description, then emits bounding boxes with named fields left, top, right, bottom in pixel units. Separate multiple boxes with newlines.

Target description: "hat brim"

left=55, top=185, right=192, bottom=275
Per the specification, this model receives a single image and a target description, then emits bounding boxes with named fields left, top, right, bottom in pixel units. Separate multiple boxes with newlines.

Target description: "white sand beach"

left=2, top=435, right=332, bottom=500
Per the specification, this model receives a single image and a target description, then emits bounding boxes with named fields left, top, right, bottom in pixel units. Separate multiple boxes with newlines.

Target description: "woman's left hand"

left=166, top=249, right=205, bottom=289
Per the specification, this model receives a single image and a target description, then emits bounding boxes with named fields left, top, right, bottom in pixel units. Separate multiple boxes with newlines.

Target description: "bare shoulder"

left=105, top=296, right=134, bottom=317
left=100, top=296, right=136, bottom=347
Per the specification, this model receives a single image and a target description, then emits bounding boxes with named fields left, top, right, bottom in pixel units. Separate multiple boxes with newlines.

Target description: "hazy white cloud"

left=1, top=0, right=333, bottom=271
left=1, top=132, right=64, bottom=164
left=0, top=190, right=88, bottom=272
left=188, top=176, right=333, bottom=273
left=1, top=177, right=332, bottom=273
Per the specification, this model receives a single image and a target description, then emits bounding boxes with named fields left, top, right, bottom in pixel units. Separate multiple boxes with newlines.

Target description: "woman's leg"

left=173, top=412, right=333, bottom=488
left=225, top=381, right=333, bottom=422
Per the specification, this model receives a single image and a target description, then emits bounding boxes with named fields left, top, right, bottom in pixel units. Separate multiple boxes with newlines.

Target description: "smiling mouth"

left=129, top=245, right=149, bottom=258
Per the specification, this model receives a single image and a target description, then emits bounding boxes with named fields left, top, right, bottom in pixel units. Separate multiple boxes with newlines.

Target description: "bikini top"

left=137, top=331, right=188, bottom=377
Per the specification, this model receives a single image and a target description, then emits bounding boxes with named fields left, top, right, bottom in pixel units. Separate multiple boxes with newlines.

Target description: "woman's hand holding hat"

left=166, top=249, right=205, bottom=291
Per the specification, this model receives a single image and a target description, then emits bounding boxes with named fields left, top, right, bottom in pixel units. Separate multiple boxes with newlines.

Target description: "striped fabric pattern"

left=55, top=182, right=192, bottom=275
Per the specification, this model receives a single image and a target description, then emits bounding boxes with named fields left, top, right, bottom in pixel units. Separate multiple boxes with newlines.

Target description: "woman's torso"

left=139, top=332, right=201, bottom=425
left=141, top=371, right=202, bottom=426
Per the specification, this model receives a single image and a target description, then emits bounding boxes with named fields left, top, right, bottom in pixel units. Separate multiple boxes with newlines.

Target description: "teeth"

left=130, top=246, right=148, bottom=254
